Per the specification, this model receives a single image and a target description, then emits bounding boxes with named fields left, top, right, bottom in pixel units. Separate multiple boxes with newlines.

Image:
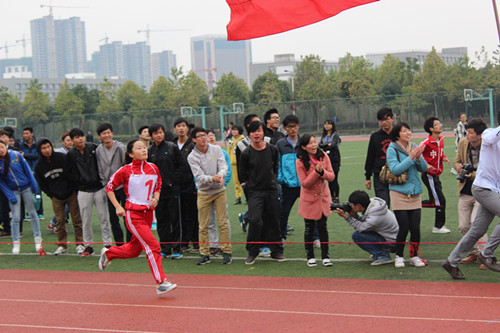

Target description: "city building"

left=249, top=54, right=338, bottom=87
left=0, top=57, right=32, bottom=79
left=96, top=41, right=125, bottom=79
left=191, top=35, right=251, bottom=89
left=0, top=77, right=127, bottom=101
left=151, top=50, right=177, bottom=82
left=30, top=16, right=87, bottom=78
left=365, top=47, right=468, bottom=67
left=123, top=42, right=152, bottom=88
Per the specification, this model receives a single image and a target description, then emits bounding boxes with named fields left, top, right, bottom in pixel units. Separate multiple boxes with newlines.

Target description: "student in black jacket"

left=364, top=108, right=395, bottom=207
left=35, top=138, right=84, bottom=255
left=66, top=128, right=112, bottom=256
left=148, top=123, right=185, bottom=258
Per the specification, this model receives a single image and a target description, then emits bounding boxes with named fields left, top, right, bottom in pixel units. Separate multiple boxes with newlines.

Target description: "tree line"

left=1, top=46, right=499, bottom=125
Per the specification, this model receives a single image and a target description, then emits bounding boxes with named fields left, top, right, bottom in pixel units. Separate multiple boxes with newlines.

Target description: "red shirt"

left=106, top=160, right=161, bottom=211
left=419, top=135, right=446, bottom=176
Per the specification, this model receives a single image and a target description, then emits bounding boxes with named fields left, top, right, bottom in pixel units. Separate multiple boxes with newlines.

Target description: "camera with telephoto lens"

left=330, top=201, right=352, bottom=213
left=456, top=163, right=475, bottom=183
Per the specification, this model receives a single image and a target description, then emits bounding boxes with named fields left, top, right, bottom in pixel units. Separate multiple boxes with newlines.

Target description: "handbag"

left=379, top=148, right=408, bottom=184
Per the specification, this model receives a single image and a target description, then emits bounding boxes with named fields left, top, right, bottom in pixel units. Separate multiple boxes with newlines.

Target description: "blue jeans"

left=352, top=231, right=395, bottom=259
left=9, top=188, right=41, bottom=242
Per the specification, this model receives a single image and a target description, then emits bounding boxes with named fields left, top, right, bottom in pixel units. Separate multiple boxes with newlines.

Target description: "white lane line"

left=0, top=323, right=163, bottom=333
left=1, top=298, right=499, bottom=325
left=0, top=279, right=499, bottom=300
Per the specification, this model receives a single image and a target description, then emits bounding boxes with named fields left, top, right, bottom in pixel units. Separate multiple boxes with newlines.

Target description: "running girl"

left=98, top=139, right=177, bottom=294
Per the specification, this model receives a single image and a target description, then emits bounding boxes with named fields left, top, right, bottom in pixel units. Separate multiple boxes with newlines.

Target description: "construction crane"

left=137, top=25, right=190, bottom=46
left=0, top=42, right=20, bottom=59
left=192, top=67, right=217, bottom=91
left=15, top=34, right=31, bottom=58
left=40, top=1, right=89, bottom=17
left=99, top=34, right=110, bottom=45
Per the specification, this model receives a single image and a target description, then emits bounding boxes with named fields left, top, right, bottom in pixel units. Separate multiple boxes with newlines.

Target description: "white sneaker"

left=433, top=227, right=451, bottom=234
left=12, top=241, right=20, bottom=254
left=306, top=258, right=317, bottom=267
left=322, top=258, right=333, bottom=267
left=409, top=256, right=426, bottom=267
left=313, top=239, right=321, bottom=248
left=53, top=246, right=67, bottom=255
left=76, top=244, right=85, bottom=255
left=395, top=255, right=405, bottom=268
left=156, top=281, right=177, bottom=295
left=34, top=236, right=42, bottom=252
left=98, top=247, right=110, bottom=270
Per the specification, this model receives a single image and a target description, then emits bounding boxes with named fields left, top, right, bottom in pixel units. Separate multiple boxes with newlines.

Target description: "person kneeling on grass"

left=333, top=190, right=399, bottom=266
left=98, top=139, right=177, bottom=295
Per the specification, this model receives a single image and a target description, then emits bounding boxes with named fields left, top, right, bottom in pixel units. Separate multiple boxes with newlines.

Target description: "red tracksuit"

left=105, top=160, right=166, bottom=284
left=420, top=135, right=446, bottom=176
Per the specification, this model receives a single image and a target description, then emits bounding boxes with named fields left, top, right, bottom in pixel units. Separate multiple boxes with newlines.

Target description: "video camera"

left=456, top=163, right=475, bottom=183
left=330, top=201, right=352, bottom=213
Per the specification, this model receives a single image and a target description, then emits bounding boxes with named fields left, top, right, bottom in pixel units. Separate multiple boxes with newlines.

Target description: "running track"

left=1, top=270, right=499, bottom=332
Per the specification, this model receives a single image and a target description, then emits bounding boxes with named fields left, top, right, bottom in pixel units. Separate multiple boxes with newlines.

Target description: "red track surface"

left=1, top=269, right=499, bottom=332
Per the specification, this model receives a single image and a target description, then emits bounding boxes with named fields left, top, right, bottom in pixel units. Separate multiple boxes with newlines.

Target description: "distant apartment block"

left=249, top=54, right=338, bottom=87
left=0, top=77, right=127, bottom=101
left=96, top=41, right=125, bottom=79
left=191, top=35, right=251, bottom=89
left=0, top=57, right=32, bottom=79
left=30, top=16, right=87, bottom=78
left=151, top=50, right=177, bottom=81
left=124, top=42, right=152, bottom=88
left=365, top=47, right=468, bottom=67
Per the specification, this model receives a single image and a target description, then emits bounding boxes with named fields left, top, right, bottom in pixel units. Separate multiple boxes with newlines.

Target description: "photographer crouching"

left=333, top=190, right=399, bottom=265
left=452, top=118, right=488, bottom=268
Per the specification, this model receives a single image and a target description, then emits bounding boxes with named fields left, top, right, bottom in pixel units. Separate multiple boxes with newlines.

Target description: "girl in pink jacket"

left=296, top=134, right=335, bottom=267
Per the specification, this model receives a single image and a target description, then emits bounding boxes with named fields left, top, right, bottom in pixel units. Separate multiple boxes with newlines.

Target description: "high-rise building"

left=151, top=50, right=177, bottom=82
left=190, top=35, right=251, bottom=89
left=30, top=16, right=87, bottom=78
left=124, top=42, right=152, bottom=88
left=97, top=41, right=125, bottom=79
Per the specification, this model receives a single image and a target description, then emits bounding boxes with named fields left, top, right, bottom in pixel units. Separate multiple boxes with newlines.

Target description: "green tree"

left=212, top=72, right=250, bottom=105
left=149, top=76, right=175, bottom=109
left=116, top=81, right=150, bottom=111
left=336, top=53, right=375, bottom=99
left=374, top=54, right=407, bottom=96
left=413, top=48, right=448, bottom=93
left=96, top=79, right=120, bottom=115
left=251, top=71, right=288, bottom=104
left=72, top=84, right=100, bottom=114
left=295, top=55, right=332, bottom=100
left=22, top=79, right=49, bottom=123
left=54, top=81, right=85, bottom=116
left=0, top=86, right=23, bottom=118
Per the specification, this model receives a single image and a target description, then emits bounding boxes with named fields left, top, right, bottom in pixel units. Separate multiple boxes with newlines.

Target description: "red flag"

left=226, top=0, right=378, bottom=40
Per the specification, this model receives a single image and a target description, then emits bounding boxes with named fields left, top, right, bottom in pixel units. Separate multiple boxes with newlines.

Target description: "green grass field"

left=1, top=136, right=498, bottom=283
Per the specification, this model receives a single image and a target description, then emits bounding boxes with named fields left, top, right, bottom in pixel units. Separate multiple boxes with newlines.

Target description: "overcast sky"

left=1, top=0, right=499, bottom=71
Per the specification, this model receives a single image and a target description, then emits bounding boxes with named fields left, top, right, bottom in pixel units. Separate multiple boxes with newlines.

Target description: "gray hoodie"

left=187, top=143, right=228, bottom=195
left=345, top=197, right=399, bottom=243
left=96, top=140, right=126, bottom=187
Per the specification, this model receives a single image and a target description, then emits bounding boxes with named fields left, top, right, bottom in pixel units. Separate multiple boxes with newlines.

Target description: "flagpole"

left=493, top=0, right=500, bottom=43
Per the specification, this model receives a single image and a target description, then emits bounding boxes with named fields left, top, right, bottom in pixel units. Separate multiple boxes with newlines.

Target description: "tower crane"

left=137, top=25, right=190, bottom=46
left=15, top=34, right=31, bottom=58
left=0, top=42, right=21, bottom=59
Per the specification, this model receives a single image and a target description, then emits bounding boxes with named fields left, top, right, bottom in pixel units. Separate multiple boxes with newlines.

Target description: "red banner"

left=226, top=0, right=379, bottom=40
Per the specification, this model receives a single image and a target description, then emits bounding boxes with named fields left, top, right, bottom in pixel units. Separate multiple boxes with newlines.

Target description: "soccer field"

left=1, top=136, right=498, bottom=283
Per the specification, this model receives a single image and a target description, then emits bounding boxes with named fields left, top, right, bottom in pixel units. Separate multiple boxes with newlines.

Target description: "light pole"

left=284, top=69, right=295, bottom=115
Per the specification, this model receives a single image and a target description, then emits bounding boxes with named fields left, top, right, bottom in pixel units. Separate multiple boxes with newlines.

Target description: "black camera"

left=330, top=201, right=352, bottom=213
left=456, top=163, right=475, bottom=183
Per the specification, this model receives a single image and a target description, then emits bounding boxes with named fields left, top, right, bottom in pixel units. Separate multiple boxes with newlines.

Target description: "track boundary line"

left=2, top=298, right=499, bottom=325
left=1, top=280, right=499, bottom=300
left=0, top=323, right=163, bottom=333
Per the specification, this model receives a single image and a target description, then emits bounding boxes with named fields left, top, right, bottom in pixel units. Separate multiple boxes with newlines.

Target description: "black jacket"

left=174, top=138, right=196, bottom=193
left=34, top=138, right=76, bottom=200
left=66, top=142, right=103, bottom=192
left=364, top=129, right=393, bottom=180
left=148, top=140, right=185, bottom=195
left=264, top=126, right=285, bottom=145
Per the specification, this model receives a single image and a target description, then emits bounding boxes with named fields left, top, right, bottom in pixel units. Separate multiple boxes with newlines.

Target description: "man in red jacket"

left=419, top=116, right=451, bottom=234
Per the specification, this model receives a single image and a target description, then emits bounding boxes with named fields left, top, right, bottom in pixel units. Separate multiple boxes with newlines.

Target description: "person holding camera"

left=443, top=110, right=500, bottom=279
left=296, top=134, right=334, bottom=267
left=387, top=122, right=427, bottom=268
left=333, top=190, right=399, bottom=265
left=453, top=118, right=488, bottom=268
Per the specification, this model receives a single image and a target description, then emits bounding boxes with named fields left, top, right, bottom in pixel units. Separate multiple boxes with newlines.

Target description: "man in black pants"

left=364, top=107, right=395, bottom=207
left=148, top=123, right=185, bottom=259
left=239, top=121, right=286, bottom=265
